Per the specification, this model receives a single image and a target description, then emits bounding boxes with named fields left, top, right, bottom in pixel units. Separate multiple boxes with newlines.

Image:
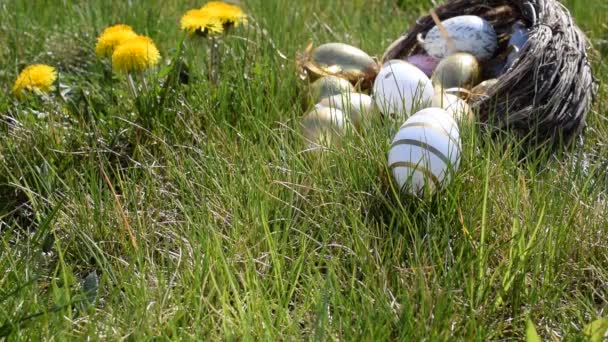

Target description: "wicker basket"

left=383, top=0, right=596, bottom=148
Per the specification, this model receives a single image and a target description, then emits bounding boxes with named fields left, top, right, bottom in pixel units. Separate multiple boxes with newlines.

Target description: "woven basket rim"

left=381, top=0, right=597, bottom=148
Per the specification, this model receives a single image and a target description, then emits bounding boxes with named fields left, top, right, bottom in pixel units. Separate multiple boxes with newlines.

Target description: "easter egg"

left=431, top=92, right=474, bottom=123
left=301, top=106, right=349, bottom=148
left=309, top=76, right=355, bottom=104
left=305, top=42, right=379, bottom=88
left=431, top=53, right=480, bottom=90
left=388, top=108, right=461, bottom=195
left=406, top=54, right=439, bottom=77
left=318, top=93, right=374, bottom=128
left=373, top=60, right=435, bottom=119
left=423, top=15, right=498, bottom=61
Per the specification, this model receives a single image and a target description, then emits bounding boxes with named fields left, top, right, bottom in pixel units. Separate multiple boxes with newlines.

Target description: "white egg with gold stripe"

left=388, top=107, right=461, bottom=195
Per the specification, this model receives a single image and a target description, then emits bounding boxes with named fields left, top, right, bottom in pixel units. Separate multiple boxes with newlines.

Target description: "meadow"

left=1, top=0, right=607, bottom=339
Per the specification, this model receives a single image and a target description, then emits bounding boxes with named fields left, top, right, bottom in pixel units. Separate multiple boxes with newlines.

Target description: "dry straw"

left=383, top=0, right=597, bottom=148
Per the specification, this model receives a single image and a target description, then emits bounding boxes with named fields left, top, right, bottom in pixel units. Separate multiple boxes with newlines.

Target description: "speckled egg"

left=423, top=15, right=498, bottom=61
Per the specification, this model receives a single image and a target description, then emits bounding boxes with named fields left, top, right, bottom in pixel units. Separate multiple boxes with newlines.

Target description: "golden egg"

left=432, top=53, right=481, bottom=90
left=299, top=42, right=379, bottom=90
left=309, top=76, right=355, bottom=105
left=301, top=106, right=350, bottom=148
left=318, top=93, right=375, bottom=129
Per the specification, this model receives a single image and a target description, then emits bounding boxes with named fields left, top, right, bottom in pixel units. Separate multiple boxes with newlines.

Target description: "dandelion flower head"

left=96, top=24, right=138, bottom=57
left=12, top=64, right=57, bottom=99
left=200, top=1, right=248, bottom=27
left=181, top=1, right=247, bottom=36
left=111, top=35, right=161, bottom=73
left=180, top=9, right=224, bottom=36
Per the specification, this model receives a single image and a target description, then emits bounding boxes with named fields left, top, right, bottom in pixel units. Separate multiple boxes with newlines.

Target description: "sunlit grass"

left=1, top=0, right=607, bottom=339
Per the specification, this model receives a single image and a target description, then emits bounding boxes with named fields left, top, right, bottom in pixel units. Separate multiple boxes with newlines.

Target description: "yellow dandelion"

left=96, top=24, right=138, bottom=57
left=180, top=9, right=224, bottom=36
left=111, top=35, right=161, bottom=73
left=12, top=64, right=57, bottom=99
left=201, top=1, right=248, bottom=27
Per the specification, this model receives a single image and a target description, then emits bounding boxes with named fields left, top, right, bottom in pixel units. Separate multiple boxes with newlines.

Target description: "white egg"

left=388, top=108, right=461, bottom=195
left=431, top=92, right=474, bottom=123
left=301, top=106, right=348, bottom=148
left=373, top=60, right=435, bottom=119
left=423, top=15, right=498, bottom=61
left=318, top=93, right=374, bottom=128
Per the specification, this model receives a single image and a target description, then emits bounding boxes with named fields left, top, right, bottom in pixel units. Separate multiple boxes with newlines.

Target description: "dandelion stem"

left=209, top=36, right=220, bottom=84
left=139, top=72, right=149, bottom=93
left=127, top=73, right=139, bottom=99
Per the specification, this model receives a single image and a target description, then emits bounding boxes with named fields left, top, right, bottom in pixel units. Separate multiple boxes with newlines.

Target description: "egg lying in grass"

left=309, top=76, right=355, bottom=104
left=303, top=42, right=379, bottom=88
left=431, top=92, right=474, bottom=123
left=373, top=60, right=434, bottom=119
left=423, top=15, right=498, bottom=61
left=388, top=107, right=461, bottom=196
left=431, top=53, right=480, bottom=90
left=318, top=93, right=374, bottom=129
left=301, top=106, right=349, bottom=148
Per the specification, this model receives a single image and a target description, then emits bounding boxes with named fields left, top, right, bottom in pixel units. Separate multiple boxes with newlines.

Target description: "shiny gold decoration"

left=432, top=53, right=480, bottom=90
left=298, top=42, right=379, bottom=90
left=301, top=106, right=349, bottom=148
left=309, top=76, right=355, bottom=104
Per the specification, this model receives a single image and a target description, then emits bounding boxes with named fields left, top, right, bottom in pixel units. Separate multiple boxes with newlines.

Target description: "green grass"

left=1, top=0, right=607, bottom=339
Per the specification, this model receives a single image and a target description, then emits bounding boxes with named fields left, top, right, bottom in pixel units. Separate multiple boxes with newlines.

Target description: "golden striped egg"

left=388, top=107, right=461, bottom=196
